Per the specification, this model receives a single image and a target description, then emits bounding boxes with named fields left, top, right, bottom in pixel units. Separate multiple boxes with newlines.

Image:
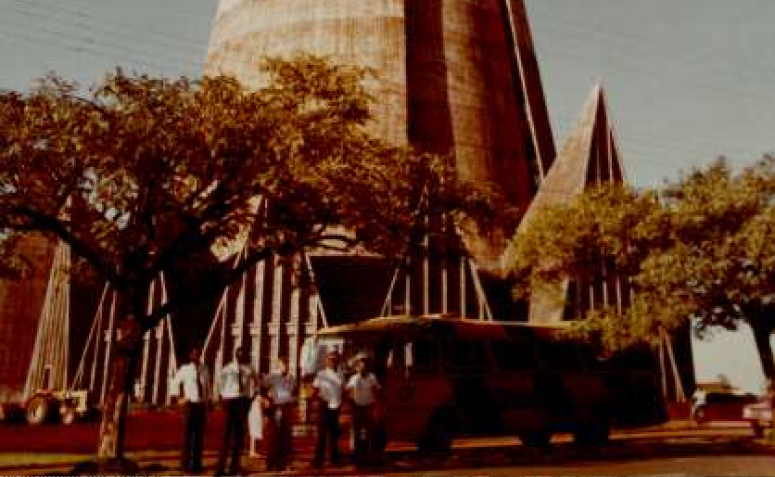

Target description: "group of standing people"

left=169, top=345, right=383, bottom=475
left=170, top=345, right=295, bottom=475
left=311, top=348, right=383, bottom=469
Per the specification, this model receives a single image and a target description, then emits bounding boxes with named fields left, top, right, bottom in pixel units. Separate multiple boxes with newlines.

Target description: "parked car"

left=743, top=398, right=773, bottom=437
left=690, top=389, right=759, bottom=424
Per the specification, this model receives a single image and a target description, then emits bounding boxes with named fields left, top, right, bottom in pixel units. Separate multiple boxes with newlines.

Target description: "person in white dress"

left=247, top=391, right=265, bottom=457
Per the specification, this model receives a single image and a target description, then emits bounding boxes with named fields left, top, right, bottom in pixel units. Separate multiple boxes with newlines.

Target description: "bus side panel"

left=489, top=371, right=549, bottom=434
left=603, top=370, right=668, bottom=427
left=448, top=375, right=502, bottom=434
left=560, top=372, right=610, bottom=421
left=383, top=372, right=453, bottom=441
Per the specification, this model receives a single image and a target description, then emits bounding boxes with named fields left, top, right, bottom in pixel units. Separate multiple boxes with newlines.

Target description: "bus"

left=302, top=314, right=668, bottom=452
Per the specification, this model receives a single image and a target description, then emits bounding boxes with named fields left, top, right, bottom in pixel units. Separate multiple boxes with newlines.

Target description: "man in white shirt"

left=311, top=349, right=344, bottom=468
left=170, top=346, right=210, bottom=474
left=215, top=346, right=259, bottom=476
left=346, top=353, right=382, bottom=467
left=263, top=357, right=296, bottom=471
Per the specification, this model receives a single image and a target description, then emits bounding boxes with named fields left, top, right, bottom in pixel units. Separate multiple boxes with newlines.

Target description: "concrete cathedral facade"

left=1, top=0, right=668, bottom=405
left=201, top=0, right=557, bottom=380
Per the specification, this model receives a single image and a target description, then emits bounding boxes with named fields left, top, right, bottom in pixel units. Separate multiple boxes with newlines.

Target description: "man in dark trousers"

left=346, top=353, right=382, bottom=467
left=263, top=357, right=297, bottom=471
left=311, top=349, right=345, bottom=469
left=215, top=346, right=259, bottom=476
left=170, top=346, right=210, bottom=474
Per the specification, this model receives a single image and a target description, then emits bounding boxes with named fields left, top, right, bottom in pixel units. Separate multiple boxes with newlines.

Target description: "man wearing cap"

left=346, top=353, right=382, bottom=467
left=311, top=349, right=345, bottom=468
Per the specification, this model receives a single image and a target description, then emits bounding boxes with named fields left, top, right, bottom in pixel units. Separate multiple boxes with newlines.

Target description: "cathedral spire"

left=511, top=83, right=627, bottom=322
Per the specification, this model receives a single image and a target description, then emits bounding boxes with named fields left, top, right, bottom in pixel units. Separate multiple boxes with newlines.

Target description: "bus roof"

left=315, top=315, right=571, bottom=341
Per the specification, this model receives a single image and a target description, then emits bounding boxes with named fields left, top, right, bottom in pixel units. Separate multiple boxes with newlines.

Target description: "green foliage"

left=0, top=54, right=505, bottom=462
left=508, top=156, right=775, bottom=361
left=0, top=54, right=501, bottom=328
left=509, top=184, right=660, bottom=297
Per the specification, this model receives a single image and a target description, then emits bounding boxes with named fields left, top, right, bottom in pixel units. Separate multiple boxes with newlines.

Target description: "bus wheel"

left=518, top=430, right=551, bottom=447
left=572, top=420, right=610, bottom=446
left=416, top=409, right=455, bottom=455
left=26, top=394, right=53, bottom=425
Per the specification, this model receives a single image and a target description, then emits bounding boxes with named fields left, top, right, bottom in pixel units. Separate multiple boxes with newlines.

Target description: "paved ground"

left=0, top=417, right=769, bottom=476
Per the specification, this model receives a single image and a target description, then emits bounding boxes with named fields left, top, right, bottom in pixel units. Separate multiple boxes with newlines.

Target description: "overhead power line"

left=2, top=4, right=203, bottom=70
left=0, top=25, right=191, bottom=79
left=17, top=0, right=208, bottom=55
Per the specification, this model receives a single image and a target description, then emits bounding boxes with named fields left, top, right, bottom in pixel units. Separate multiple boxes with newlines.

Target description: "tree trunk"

left=750, top=318, right=775, bottom=391
left=748, top=316, right=775, bottom=434
left=96, top=312, right=144, bottom=461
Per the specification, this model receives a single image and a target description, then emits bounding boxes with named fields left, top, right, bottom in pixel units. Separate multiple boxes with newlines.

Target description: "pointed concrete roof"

left=517, top=83, right=625, bottom=233
left=504, top=84, right=627, bottom=323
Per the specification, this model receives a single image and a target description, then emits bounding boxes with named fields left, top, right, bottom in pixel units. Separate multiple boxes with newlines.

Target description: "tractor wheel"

left=26, top=394, right=53, bottom=425
left=60, top=403, right=77, bottom=425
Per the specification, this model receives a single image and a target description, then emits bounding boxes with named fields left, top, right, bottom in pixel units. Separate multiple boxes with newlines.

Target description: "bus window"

left=442, top=339, right=491, bottom=374
left=491, top=339, right=536, bottom=371
left=371, top=337, right=393, bottom=380
left=300, top=336, right=344, bottom=377
left=403, top=339, right=437, bottom=374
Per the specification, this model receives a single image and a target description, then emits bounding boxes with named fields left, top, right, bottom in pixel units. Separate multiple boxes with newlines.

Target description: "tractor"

left=20, top=389, right=96, bottom=425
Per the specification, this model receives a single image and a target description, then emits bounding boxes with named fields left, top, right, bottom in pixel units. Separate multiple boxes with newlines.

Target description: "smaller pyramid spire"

left=518, top=83, right=624, bottom=227
left=506, top=83, right=627, bottom=323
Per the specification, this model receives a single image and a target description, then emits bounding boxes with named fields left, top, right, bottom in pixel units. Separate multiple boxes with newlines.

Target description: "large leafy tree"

left=509, top=157, right=775, bottom=382
left=0, top=55, right=498, bottom=467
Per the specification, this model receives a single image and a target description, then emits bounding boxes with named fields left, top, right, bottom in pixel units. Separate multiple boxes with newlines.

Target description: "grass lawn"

left=0, top=452, right=89, bottom=468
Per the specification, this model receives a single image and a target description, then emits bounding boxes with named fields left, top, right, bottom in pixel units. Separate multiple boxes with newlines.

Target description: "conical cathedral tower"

left=205, top=0, right=555, bottom=270
left=0, top=1, right=559, bottom=397
left=514, top=84, right=628, bottom=323
left=202, top=0, right=556, bottom=376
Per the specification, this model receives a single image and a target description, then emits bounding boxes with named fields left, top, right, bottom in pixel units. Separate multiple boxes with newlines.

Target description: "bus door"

left=440, top=338, right=501, bottom=435
left=382, top=337, right=450, bottom=441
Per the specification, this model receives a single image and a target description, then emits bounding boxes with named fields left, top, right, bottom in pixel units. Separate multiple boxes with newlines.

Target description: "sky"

left=0, top=0, right=772, bottom=392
